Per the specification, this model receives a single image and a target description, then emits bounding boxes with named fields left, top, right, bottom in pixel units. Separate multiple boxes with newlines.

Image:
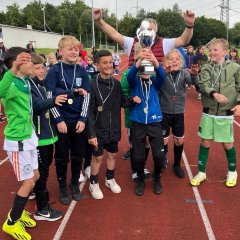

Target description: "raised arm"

left=93, top=8, right=125, bottom=48
left=174, top=10, right=195, bottom=48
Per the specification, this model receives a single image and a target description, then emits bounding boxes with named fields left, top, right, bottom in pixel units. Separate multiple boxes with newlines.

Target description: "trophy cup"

left=136, top=20, right=156, bottom=75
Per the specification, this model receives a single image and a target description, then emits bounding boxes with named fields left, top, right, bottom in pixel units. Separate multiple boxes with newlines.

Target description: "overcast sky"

left=0, top=0, right=239, bottom=27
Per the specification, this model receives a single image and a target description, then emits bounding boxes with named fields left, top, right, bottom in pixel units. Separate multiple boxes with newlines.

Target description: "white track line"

left=53, top=180, right=87, bottom=240
left=0, top=157, right=8, bottom=166
left=234, top=120, right=240, bottom=127
left=182, top=151, right=216, bottom=240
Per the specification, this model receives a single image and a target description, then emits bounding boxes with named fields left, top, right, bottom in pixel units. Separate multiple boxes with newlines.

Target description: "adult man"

left=92, top=8, right=195, bottom=66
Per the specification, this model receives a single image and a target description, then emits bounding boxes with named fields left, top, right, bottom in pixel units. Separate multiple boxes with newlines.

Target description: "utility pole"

left=91, top=0, right=95, bottom=47
left=219, top=0, right=230, bottom=41
left=42, top=6, right=47, bottom=32
left=116, top=0, right=118, bottom=52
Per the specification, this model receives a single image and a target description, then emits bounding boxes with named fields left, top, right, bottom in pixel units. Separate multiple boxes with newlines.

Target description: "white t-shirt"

left=123, top=36, right=175, bottom=57
left=4, top=130, right=38, bottom=151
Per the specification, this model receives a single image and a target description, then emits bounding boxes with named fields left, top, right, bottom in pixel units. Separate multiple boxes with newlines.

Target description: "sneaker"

left=20, top=210, right=36, bottom=228
left=69, top=182, right=82, bottom=201
left=89, top=182, right=104, bottom=199
left=2, top=219, right=31, bottom=240
left=144, top=168, right=151, bottom=179
left=84, top=166, right=91, bottom=179
left=135, top=181, right=145, bottom=196
left=28, top=191, right=35, bottom=200
left=226, top=171, right=238, bottom=187
left=190, top=172, right=206, bottom=186
left=173, top=164, right=185, bottom=178
left=153, top=179, right=162, bottom=195
left=78, top=171, right=85, bottom=183
left=59, top=187, right=71, bottom=205
left=122, top=150, right=130, bottom=160
left=132, top=171, right=138, bottom=182
left=105, top=178, right=121, bottom=193
left=34, top=207, right=64, bottom=221
left=0, top=118, right=5, bottom=123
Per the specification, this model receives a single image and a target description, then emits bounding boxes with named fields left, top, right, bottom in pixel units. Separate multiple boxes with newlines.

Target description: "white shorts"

left=7, top=148, right=38, bottom=181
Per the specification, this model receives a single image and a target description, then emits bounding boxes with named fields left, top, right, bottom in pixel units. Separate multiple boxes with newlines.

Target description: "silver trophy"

left=136, top=20, right=156, bottom=75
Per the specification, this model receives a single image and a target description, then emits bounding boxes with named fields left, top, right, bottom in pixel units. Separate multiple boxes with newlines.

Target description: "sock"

left=174, top=144, right=183, bottom=165
left=145, top=147, right=150, bottom=161
left=90, top=174, right=99, bottom=184
left=8, top=194, right=28, bottom=225
left=225, top=147, right=236, bottom=172
left=198, top=145, right=210, bottom=173
left=106, top=169, right=115, bottom=180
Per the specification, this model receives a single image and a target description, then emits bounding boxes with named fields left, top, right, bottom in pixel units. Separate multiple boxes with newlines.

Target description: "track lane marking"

left=53, top=180, right=87, bottom=240
left=234, top=120, right=240, bottom=127
left=182, top=151, right=216, bottom=240
left=0, top=157, right=8, bottom=166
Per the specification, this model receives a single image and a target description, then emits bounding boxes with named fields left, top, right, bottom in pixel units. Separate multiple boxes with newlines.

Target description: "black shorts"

left=92, top=141, right=118, bottom=157
left=161, top=113, right=184, bottom=139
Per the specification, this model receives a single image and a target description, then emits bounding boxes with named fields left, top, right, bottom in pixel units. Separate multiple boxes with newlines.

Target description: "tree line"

left=0, top=0, right=239, bottom=48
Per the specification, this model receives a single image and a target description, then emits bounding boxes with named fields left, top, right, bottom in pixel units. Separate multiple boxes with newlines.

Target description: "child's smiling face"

left=167, top=51, right=182, bottom=72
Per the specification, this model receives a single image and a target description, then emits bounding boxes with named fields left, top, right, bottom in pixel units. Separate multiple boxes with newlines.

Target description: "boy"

left=112, top=49, right=121, bottom=75
left=86, top=54, right=98, bottom=80
left=0, top=48, right=38, bottom=240
left=191, top=39, right=240, bottom=187
left=29, top=53, right=67, bottom=221
left=127, top=44, right=166, bottom=196
left=87, top=50, right=140, bottom=200
left=44, top=36, right=90, bottom=205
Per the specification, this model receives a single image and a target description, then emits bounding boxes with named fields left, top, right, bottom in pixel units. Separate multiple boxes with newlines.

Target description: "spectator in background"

left=86, top=54, right=98, bottom=80
left=46, top=52, right=58, bottom=70
left=79, top=43, right=87, bottom=62
left=39, top=53, right=47, bottom=67
left=91, top=47, right=98, bottom=64
left=26, top=41, right=36, bottom=52
left=112, top=49, right=121, bottom=75
left=229, top=48, right=240, bottom=64
left=185, top=45, right=195, bottom=69
left=76, top=52, right=87, bottom=68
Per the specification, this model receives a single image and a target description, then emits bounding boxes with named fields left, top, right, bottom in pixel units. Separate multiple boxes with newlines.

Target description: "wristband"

left=186, top=25, right=194, bottom=28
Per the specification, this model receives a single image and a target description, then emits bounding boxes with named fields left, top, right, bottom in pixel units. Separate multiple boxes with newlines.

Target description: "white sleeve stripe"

left=47, top=91, right=61, bottom=118
left=81, top=93, right=90, bottom=117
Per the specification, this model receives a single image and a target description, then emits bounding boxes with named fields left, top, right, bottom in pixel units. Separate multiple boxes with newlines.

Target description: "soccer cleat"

left=34, top=207, right=64, bottom=221
left=135, top=181, right=145, bottom=196
left=2, top=219, right=31, bottom=240
left=105, top=178, right=121, bottom=193
left=59, top=187, right=71, bottom=205
left=173, top=164, right=185, bottom=178
left=20, top=210, right=36, bottom=228
left=190, top=172, right=206, bottom=186
left=89, top=182, right=104, bottom=200
left=226, top=171, right=238, bottom=187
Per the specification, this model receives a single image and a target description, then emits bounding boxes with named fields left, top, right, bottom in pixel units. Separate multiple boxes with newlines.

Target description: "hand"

left=183, top=10, right=195, bottom=27
left=213, top=93, right=228, bottom=104
left=93, top=8, right=102, bottom=22
left=55, top=94, right=67, bottom=106
left=57, top=121, right=67, bottom=134
left=145, top=50, right=159, bottom=68
left=12, top=53, right=31, bottom=76
left=133, top=96, right=141, bottom=104
left=88, top=137, right=98, bottom=151
left=231, top=105, right=240, bottom=117
left=187, top=64, right=199, bottom=75
left=76, top=121, right=85, bottom=133
left=75, top=88, right=87, bottom=97
left=163, top=63, right=173, bottom=74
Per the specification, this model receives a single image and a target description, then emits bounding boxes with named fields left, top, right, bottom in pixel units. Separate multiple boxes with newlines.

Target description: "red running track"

left=0, top=55, right=240, bottom=240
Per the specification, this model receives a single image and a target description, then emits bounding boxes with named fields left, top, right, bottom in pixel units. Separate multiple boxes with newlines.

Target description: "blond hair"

left=31, top=53, right=44, bottom=65
left=58, top=35, right=80, bottom=49
left=209, top=38, right=229, bottom=50
left=164, top=49, right=184, bottom=69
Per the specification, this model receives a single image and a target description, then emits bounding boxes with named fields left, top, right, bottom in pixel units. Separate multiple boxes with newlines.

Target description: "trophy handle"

left=136, top=28, right=141, bottom=42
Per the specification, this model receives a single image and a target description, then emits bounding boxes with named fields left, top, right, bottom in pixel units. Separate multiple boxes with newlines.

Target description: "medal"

left=45, top=111, right=50, bottom=118
left=68, top=98, right=73, bottom=104
left=98, top=106, right=103, bottom=112
left=172, top=95, right=177, bottom=101
left=143, top=107, right=148, bottom=113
